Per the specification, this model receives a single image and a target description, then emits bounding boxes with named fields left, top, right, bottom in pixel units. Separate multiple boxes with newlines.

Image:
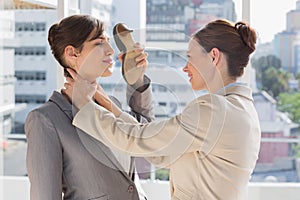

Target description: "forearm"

left=93, top=90, right=122, bottom=117
left=73, top=101, right=201, bottom=157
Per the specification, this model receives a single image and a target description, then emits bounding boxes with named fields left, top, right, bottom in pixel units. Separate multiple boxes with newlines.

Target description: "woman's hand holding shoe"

left=118, top=42, right=148, bottom=88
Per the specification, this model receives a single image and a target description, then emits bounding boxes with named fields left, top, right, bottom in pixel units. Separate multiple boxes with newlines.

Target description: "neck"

left=206, top=64, right=237, bottom=93
left=61, top=89, right=73, bottom=104
left=207, top=76, right=236, bottom=94
left=80, top=72, right=97, bottom=83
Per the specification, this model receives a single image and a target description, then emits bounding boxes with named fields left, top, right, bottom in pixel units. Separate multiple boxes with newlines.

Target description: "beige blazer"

left=73, top=84, right=261, bottom=200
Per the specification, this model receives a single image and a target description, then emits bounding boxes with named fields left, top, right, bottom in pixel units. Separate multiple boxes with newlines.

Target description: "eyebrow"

left=89, top=35, right=109, bottom=41
left=100, top=36, right=110, bottom=40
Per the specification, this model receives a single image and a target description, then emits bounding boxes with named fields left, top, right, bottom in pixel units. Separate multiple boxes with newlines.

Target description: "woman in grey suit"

left=65, top=19, right=261, bottom=200
left=25, top=14, right=153, bottom=200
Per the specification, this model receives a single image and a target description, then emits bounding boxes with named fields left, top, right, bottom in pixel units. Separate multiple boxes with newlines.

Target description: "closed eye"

left=95, top=42, right=105, bottom=46
left=94, top=36, right=110, bottom=46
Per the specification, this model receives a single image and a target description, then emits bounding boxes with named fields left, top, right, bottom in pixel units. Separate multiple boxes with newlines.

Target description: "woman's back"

left=169, top=84, right=261, bottom=200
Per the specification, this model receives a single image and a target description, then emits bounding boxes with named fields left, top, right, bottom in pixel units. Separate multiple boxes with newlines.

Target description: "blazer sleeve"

left=126, top=75, right=155, bottom=123
left=73, top=94, right=225, bottom=158
left=25, top=110, right=63, bottom=200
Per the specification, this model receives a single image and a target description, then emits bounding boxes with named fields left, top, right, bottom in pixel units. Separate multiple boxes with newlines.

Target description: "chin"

left=191, top=84, right=204, bottom=91
left=190, top=82, right=200, bottom=90
left=101, top=70, right=113, bottom=77
left=192, top=86, right=200, bottom=90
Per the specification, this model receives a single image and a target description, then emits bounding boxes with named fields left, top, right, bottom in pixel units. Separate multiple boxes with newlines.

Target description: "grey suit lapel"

left=49, top=91, right=131, bottom=177
left=76, top=128, right=130, bottom=175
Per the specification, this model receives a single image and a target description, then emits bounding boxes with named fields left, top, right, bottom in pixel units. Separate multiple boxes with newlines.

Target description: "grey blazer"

left=25, top=77, right=154, bottom=200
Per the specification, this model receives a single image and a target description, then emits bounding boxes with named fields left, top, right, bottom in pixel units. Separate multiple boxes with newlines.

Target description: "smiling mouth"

left=103, top=58, right=114, bottom=65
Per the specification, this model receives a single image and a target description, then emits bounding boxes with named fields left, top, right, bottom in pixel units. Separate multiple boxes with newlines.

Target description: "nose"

left=183, top=63, right=188, bottom=72
left=106, top=42, right=115, bottom=56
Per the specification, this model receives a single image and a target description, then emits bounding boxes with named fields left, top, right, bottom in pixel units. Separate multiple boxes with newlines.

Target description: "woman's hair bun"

left=235, top=21, right=257, bottom=53
left=48, top=23, right=59, bottom=47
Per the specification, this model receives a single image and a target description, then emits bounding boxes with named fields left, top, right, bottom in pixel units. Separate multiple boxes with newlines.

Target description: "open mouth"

left=187, top=73, right=193, bottom=81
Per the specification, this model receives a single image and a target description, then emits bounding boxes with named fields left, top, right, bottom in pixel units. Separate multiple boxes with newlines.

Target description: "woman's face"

left=183, top=38, right=215, bottom=90
left=75, top=31, right=114, bottom=81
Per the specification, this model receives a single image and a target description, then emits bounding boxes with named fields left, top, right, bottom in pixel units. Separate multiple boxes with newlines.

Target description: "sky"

left=233, top=0, right=299, bottom=43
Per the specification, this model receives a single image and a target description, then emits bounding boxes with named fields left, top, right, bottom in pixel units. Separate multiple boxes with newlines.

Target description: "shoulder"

left=184, top=93, right=226, bottom=111
left=179, top=93, right=227, bottom=126
left=25, top=101, right=61, bottom=134
left=26, top=101, right=55, bottom=120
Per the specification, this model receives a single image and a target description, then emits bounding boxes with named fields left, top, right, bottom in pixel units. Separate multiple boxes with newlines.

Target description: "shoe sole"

left=113, top=23, right=145, bottom=85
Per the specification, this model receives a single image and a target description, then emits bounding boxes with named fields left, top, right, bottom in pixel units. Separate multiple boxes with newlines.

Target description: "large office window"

left=15, top=71, right=46, bottom=81
left=15, top=22, right=46, bottom=32
left=15, top=47, right=46, bottom=56
left=2, top=0, right=300, bottom=199
left=15, top=94, right=46, bottom=104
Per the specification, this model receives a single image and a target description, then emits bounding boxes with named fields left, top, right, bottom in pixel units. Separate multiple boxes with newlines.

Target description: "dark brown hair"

left=193, top=19, right=257, bottom=78
left=48, top=14, right=104, bottom=77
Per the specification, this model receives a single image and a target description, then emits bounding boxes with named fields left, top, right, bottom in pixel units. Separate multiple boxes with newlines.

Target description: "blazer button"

left=128, top=185, right=134, bottom=193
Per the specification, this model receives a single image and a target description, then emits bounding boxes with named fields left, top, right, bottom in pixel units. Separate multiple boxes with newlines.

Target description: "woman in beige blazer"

left=64, top=19, right=261, bottom=200
left=25, top=14, right=153, bottom=200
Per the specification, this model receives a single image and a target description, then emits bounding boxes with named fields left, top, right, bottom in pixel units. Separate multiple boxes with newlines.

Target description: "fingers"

left=63, top=76, right=74, bottom=95
left=90, top=81, right=98, bottom=88
left=64, top=82, right=71, bottom=89
left=67, top=68, right=78, bottom=80
left=62, top=77, right=97, bottom=109
left=96, top=83, right=105, bottom=92
left=66, top=68, right=97, bottom=85
left=135, top=52, right=148, bottom=67
left=134, top=42, right=140, bottom=47
left=136, top=51, right=148, bottom=60
left=61, top=84, right=72, bottom=102
left=65, top=77, right=75, bottom=85
left=134, top=46, right=145, bottom=54
left=62, top=80, right=73, bottom=103
left=133, top=42, right=144, bottom=50
left=118, top=51, right=124, bottom=62
left=133, top=42, right=147, bottom=64
left=136, top=58, right=148, bottom=68
left=118, top=42, right=148, bottom=68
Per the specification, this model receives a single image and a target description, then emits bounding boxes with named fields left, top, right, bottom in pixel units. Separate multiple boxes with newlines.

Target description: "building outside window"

left=2, top=0, right=300, bottom=199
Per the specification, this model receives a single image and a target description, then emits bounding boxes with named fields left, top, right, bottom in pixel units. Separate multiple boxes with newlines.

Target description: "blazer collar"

left=49, top=90, right=77, bottom=120
left=216, top=82, right=254, bottom=101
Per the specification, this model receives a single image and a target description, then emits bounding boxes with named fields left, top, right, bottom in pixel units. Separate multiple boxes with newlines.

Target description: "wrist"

left=130, top=75, right=151, bottom=92
left=94, top=92, right=113, bottom=111
left=131, top=76, right=144, bottom=88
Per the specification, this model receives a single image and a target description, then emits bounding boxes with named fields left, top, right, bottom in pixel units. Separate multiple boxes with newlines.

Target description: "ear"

left=64, top=45, right=79, bottom=60
left=209, top=47, right=220, bottom=66
left=64, top=45, right=80, bottom=70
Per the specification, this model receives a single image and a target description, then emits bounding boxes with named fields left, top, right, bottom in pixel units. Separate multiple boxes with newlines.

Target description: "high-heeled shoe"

left=113, top=23, right=145, bottom=85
